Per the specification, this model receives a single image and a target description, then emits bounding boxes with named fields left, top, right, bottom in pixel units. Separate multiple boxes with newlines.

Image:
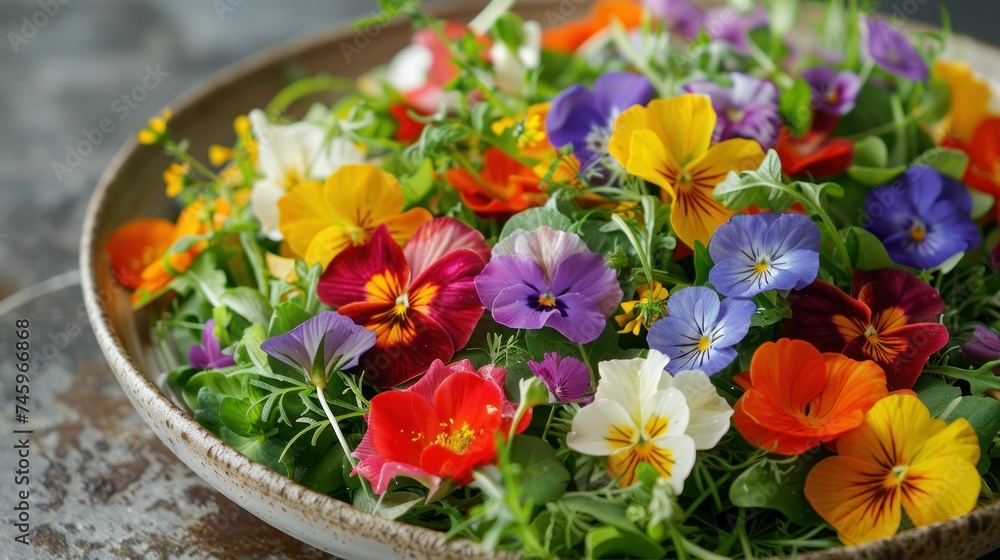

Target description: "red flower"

left=353, top=359, right=530, bottom=496
left=775, top=127, right=854, bottom=179
left=784, top=268, right=950, bottom=390
left=445, top=148, right=547, bottom=218
left=318, top=219, right=490, bottom=387
left=388, top=103, right=427, bottom=143
left=943, top=117, right=1000, bottom=198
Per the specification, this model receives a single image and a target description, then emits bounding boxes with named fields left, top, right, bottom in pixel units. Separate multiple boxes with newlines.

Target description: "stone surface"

left=0, top=0, right=996, bottom=559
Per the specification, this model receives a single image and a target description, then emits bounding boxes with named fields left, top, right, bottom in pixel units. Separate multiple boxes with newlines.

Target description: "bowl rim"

left=79, top=1, right=1000, bottom=558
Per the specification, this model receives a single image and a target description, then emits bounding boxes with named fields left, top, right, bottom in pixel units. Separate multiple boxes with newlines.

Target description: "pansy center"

left=282, top=167, right=303, bottom=190
left=909, top=220, right=927, bottom=242
left=889, top=464, right=909, bottom=484
left=584, top=110, right=621, bottom=159
left=537, top=292, right=558, bottom=308
left=754, top=257, right=771, bottom=274
left=726, top=107, right=746, bottom=123
left=826, top=88, right=842, bottom=106
left=348, top=225, right=367, bottom=245
left=394, top=293, right=411, bottom=317
left=697, top=335, right=712, bottom=352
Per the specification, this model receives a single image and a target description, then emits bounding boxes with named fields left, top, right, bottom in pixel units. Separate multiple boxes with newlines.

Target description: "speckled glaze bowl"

left=81, top=1, right=1000, bottom=558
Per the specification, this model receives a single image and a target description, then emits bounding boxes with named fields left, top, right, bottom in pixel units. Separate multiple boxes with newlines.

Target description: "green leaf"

left=852, top=136, right=888, bottom=168
left=913, top=375, right=962, bottom=418
left=184, top=251, right=228, bottom=307
left=269, top=300, right=312, bottom=337
left=509, top=436, right=570, bottom=505
left=912, top=147, right=969, bottom=180
left=234, top=324, right=272, bottom=374
left=730, top=456, right=826, bottom=526
left=220, top=427, right=293, bottom=476
left=943, top=396, right=1000, bottom=474
left=401, top=158, right=436, bottom=208
left=585, top=526, right=666, bottom=559
left=219, top=396, right=270, bottom=438
left=499, top=206, right=573, bottom=239
left=714, top=151, right=793, bottom=211
left=846, top=165, right=906, bottom=186
left=843, top=227, right=895, bottom=271
left=692, top=240, right=713, bottom=286
left=353, top=490, right=423, bottom=520
left=779, top=78, right=814, bottom=136
left=751, top=291, right=792, bottom=327
left=298, top=444, right=348, bottom=494
left=221, top=287, right=273, bottom=325
left=969, top=188, right=996, bottom=221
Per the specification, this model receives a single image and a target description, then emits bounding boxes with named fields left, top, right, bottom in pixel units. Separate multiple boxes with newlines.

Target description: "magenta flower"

left=476, top=227, right=623, bottom=344
left=259, top=311, right=377, bottom=388
left=863, top=17, right=929, bottom=82
left=802, top=67, right=862, bottom=116
left=528, top=353, right=594, bottom=404
left=189, top=320, right=236, bottom=371
left=704, top=5, right=768, bottom=53
left=643, top=0, right=704, bottom=39
left=685, top=73, right=782, bottom=149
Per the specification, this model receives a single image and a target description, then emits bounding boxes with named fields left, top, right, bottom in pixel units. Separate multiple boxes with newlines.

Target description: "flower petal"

left=805, top=455, right=902, bottom=546
left=550, top=251, right=623, bottom=317
left=318, top=225, right=410, bottom=308
left=542, top=292, right=608, bottom=344
left=567, top=399, right=639, bottom=456
left=901, top=454, right=981, bottom=528
left=671, top=370, right=734, bottom=450
left=404, top=217, right=491, bottom=279
left=368, top=390, right=441, bottom=466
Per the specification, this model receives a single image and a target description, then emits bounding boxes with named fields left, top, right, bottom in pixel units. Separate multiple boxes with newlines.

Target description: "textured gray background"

left=0, top=0, right=991, bottom=558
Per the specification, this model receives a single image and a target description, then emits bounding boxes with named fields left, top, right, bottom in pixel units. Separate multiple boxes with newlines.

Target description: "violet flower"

left=864, top=165, right=980, bottom=270
left=476, top=227, right=624, bottom=344
left=685, top=73, right=782, bottom=149
left=528, top=353, right=594, bottom=404
left=963, top=326, right=1000, bottom=375
left=647, top=286, right=755, bottom=375
left=802, top=67, right=862, bottom=116
left=863, top=17, right=929, bottom=82
left=547, top=71, right=655, bottom=183
left=643, top=0, right=704, bottom=40
left=259, top=311, right=377, bottom=388
left=709, top=212, right=821, bottom=299
left=188, top=320, right=236, bottom=371
left=704, top=5, right=768, bottom=53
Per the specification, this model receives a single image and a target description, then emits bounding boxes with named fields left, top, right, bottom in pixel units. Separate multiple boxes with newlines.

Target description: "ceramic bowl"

left=81, top=1, right=1000, bottom=558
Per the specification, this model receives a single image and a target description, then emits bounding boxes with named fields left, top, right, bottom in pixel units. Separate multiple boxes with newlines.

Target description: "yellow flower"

left=265, top=252, right=298, bottom=282
left=934, top=60, right=993, bottom=143
left=615, top=281, right=669, bottom=335
left=609, top=94, right=764, bottom=247
left=163, top=163, right=189, bottom=197
left=492, top=103, right=553, bottom=160
left=804, top=394, right=981, bottom=546
left=277, top=164, right=433, bottom=268
left=138, top=108, right=172, bottom=145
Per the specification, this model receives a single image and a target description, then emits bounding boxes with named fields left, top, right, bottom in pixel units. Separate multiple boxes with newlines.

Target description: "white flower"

left=567, top=351, right=692, bottom=492
left=248, top=109, right=364, bottom=240
left=490, top=20, right=541, bottom=95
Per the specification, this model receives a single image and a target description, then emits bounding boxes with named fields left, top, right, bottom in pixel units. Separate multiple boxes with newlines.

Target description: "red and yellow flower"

left=774, top=127, right=854, bottom=180
left=317, top=219, right=490, bottom=387
left=935, top=60, right=1000, bottom=200
left=733, top=338, right=889, bottom=456
left=445, top=148, right=548, bottom=218
left=805, top=394, right=981, bottom=545
left=784, top=269, right=950, bottom=391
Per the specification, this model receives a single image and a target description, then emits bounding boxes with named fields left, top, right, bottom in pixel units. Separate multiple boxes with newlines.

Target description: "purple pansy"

left=709, top=212, right=821, bottom=299
left=863, top=17, right=929, bottom=82
left=528, top=353, right=594, bottom=404
left=260, top=311, right=377, bottom=387
left=864, top=165, right=980, bottom=270
left=188, top=320, right=236, bottom=371
left=963, top=326, right=1000, bottom=375
left=802, top=67, right=862, bottom=116
left=704, top=5, right=768, bottom=53
left=643, top=0, right=704, bottom=40
left=476, top=227, right=624, bottom=344
left=685, top=73, right=782, bottom=149
left=647, top=286, right=755, bottom=375
left=547, top=71, right=655, bottom=183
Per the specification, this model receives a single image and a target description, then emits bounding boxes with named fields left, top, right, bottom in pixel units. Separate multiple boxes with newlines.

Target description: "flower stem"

left=316, top=386, right=357, bottom=470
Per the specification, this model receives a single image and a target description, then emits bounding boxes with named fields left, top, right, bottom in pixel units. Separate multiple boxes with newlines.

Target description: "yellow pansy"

left=615, top=281, right=668, bottom=336
left=934, top=60, right=993, bottom=142
left=277, top=164, right=432, bottom=268
left=804, top=394, right=981, bottom=546
left=609, top=94, right=764, bottom=247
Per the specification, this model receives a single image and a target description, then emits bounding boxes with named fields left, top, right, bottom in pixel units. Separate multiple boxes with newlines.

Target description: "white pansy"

left=249, top=109, right=364, bottom=240
left=666, top=370, right=734, bottom=450
left=491, top=20, right=542, bottom=95
left=567, top=351, right=696, bottom=493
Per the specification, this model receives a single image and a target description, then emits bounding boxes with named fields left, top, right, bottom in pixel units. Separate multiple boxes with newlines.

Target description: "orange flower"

left=445, top=148, right=547, bottom=218
left=733, top=338, right=889, bottom=456
left=542, top=0, right=645, bottom=53
left=108, top=198, right=231, bottom=306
